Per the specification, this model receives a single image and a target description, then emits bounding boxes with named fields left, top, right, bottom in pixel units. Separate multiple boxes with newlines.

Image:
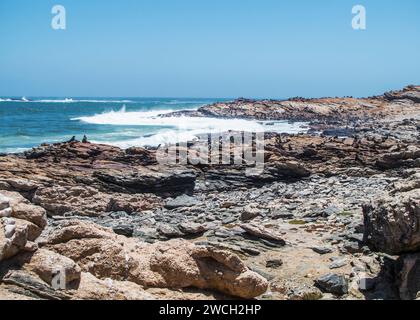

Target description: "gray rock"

left=165, top=195, right=199, bottom=209
left=2, top=270, right=71, bottom=300
left=315, top=274, right=348, bottom=296
left=112, top=224, right=134, bottom=237
left=222, top=216, right=237, bottom=225
left=329, top=258, right=347, bottom=269
left=240, top=246, right=261, bottom=256
left=94, top=168, right=197, bottom=196
left=322, top=205, right=341, bottom=217
left=266, top=259, right=283, bottom=269
left=311, top=246, right=333, bottom=255
left=248, top=266, right=275, bottom=281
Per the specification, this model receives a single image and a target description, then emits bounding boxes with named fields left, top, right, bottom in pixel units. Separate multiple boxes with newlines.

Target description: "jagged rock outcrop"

left=363, top=188, right=420, bottom=255
left=32, top=185, right=159, bottom=217
left=376, top=146, right=420, bottom=170
left=384, top=85, right=420, bottom=103
left=93, top=167, right=197, bottom=196
left=0, top=142, right=196, bottom=198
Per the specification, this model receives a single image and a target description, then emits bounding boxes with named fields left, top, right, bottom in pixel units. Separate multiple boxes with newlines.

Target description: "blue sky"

left=0, top=0, right=419, bottom=98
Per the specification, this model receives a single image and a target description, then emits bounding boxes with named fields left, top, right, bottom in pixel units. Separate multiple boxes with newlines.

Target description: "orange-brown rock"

left=39, top=220, right=268, bottom=298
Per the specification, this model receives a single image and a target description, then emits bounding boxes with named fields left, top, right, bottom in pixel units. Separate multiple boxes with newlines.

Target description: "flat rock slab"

left=311, top=246, right=333, bottom=255
left=165, top=195, right=199, bottom=210
left=240, top=223, right=286, bottom=245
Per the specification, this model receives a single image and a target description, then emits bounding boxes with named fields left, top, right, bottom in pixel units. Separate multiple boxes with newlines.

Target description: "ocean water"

left=0, top=97, right=307, bottom=154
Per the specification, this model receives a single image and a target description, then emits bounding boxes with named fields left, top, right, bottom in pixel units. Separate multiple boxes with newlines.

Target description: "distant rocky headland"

left=0, top=85, right=419, bottom=300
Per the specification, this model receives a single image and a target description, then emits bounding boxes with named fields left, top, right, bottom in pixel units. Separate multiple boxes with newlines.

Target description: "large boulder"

left=38, top=220, right=268, bottom=298
left=363, top=188, right=420, bottom=255
left=133, top=240, right=268, bottom=299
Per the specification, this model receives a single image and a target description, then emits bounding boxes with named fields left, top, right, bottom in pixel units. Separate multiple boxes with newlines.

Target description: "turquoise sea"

left=0, top=97, right=307, bottom=154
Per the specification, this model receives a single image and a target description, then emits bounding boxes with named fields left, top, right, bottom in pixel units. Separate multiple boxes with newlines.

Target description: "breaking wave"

left=73, top=106, right=307, bottom=147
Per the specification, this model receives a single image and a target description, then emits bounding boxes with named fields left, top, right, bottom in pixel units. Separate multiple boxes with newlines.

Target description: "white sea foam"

left=77, top=106, right=307, bottom=148
left=0, top=147, right=30, bottom=154
left=73, top=106, right=264, bottom=131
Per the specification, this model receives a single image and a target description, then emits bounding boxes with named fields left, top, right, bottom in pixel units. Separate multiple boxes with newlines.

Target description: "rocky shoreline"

left=0, top=86, right=419, bottom=300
